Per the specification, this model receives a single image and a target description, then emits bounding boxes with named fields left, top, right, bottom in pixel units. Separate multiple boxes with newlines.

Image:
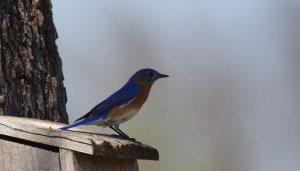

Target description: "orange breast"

left=108, top=81, right=151, bottom=119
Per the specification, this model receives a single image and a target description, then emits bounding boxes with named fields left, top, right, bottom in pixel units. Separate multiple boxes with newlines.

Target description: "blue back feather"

left=59, top=81, right=140, bottom=130
left=92, top=82, right=140, bottom=115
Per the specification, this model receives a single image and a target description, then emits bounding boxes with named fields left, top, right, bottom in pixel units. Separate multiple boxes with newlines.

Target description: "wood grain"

left=60, top=149, right=138, bottom=171
left=59, top=149, right=77, bottom=171
left=0, top=138, right=60, bottom=171
left=0, top=116, right=159, bottom=160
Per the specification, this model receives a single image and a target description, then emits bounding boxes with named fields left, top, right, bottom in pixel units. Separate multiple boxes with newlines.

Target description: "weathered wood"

left=0, top=116, right=159, bottom=160
left=59, top=149, right=77, bottom=171
left=60, top=149, right=138, bottom=171
left=0, top=0, right=68, bottom=123
left=0, top=136, right=60, bottom=171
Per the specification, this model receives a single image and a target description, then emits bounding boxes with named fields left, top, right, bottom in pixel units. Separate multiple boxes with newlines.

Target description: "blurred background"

left=52, top=1, right=300, bottom=171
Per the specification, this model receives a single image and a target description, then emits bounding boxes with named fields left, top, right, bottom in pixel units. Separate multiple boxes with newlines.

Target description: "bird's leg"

left=109, top=126, right=128, bottom=138
left=115, top=127, right=130, bottom=138
left=110, top=125, right=140, bottom=143
left=114, top=125, right=140, bottom=143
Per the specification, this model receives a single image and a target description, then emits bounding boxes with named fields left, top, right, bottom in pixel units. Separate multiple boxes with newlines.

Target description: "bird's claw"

left=126, top=137, right=142, bottom=143
left=111, top=134, right=141, bottom=143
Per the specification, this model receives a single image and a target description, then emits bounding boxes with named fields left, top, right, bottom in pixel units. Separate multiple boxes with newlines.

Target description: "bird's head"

left=130, top=68, right=169, bottom=85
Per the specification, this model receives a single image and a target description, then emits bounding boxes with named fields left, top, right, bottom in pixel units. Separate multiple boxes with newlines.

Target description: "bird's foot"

left=124, top=137, right=142, bottom=143
left=111, top=134, right=141, bottom=143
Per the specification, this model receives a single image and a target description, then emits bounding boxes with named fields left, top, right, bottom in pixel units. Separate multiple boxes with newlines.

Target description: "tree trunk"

left=0, top=0, right=68, bottom=123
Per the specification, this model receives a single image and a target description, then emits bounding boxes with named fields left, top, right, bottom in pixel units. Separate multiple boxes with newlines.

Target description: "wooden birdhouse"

left=0, top=116, right=159, bottom=171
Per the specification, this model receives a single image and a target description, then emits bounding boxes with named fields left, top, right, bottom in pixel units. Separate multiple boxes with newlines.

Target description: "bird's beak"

left=158, top=73, right=169, bottom=78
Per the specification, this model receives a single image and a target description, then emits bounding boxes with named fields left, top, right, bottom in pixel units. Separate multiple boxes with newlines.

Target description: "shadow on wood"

left=0, top=116, right=159, bottom=171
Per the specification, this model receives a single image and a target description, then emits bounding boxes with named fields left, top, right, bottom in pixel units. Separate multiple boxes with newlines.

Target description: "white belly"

left=89, top=108, right=140, bottom=127
left=118, top=108, right=140, bottom=123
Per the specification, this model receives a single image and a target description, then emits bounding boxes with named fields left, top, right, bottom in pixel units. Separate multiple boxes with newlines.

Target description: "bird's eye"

left=148, top=71, right=155, bottom=78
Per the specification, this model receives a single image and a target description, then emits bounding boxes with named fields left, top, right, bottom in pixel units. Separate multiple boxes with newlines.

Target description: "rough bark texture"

left=0, top=0, right=68, bottom=123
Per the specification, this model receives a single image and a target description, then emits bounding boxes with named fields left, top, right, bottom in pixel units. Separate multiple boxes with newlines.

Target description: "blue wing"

left=60, top=114, right=105, bottom=130
left=60, top=82, right=140, bottom=130
left=91, top=82, right=140, bottom=116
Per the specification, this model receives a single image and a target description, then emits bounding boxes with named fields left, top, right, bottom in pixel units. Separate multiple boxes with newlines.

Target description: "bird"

left=59, top=68, right=168, bottom=139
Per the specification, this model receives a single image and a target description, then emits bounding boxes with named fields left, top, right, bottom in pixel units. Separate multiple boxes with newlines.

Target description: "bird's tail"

left=59, top=116, right=100, bottom=130
left=59, top=122, right=82, bottom=130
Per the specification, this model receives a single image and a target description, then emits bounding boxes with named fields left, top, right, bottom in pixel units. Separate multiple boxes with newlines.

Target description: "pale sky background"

left=52, top=1, right=300, bottom=171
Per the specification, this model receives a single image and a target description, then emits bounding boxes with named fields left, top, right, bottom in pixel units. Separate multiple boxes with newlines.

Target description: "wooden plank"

left=0, top=117, right=93, bottom=154
left=0, top=116, right=159, bottom=160
left=74, top=151, right=139, bottom=171
left=59, top=149, right=77, bottom=171
left=0, top=138, right=60, bottom=171
left=60, top=149, right=139, bottom=171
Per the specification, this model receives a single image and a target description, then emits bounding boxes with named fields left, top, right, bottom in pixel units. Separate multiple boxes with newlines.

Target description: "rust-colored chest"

left=107, top=82, right=151, bottom=121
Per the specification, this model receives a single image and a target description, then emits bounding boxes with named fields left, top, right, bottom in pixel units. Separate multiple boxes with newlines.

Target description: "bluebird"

left=60, top=68, right=168, bottom=139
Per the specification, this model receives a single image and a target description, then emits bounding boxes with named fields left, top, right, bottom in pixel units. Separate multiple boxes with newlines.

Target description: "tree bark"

left=0, top=0, right=68, bottom=123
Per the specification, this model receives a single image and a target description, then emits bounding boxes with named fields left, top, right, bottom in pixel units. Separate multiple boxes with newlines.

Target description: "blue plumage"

left=60, top=82, right=140, bottom=130
left=92, top=82, right=140, bottom=116
left=59, top=68, right=168, bottom=138
left=60, top=114, right=105, bottom=130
